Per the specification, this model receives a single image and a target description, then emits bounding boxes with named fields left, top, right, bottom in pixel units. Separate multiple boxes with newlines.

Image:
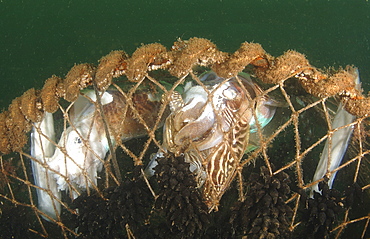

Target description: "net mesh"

left=0, top=37, right=369, bottom=238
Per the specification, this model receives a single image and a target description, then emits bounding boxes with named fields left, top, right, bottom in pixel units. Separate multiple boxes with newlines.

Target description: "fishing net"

left=0, top=37, right=369, bottom=238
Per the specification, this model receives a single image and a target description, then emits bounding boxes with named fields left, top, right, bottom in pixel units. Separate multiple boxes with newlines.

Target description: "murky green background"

left=0, top=0, right=369, bottom=109
left=0, top=1, right=369, bottom=237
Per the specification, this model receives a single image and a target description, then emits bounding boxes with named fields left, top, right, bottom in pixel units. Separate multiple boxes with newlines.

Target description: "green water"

left=0, top=0, right=369, bottom=109
left=0, top=1, right=369, bottom=237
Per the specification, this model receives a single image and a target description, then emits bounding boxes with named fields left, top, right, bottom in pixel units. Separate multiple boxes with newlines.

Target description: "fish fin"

left=71, top=90, right=114, bottom=123
left=70, top=94, right=92, bottom=123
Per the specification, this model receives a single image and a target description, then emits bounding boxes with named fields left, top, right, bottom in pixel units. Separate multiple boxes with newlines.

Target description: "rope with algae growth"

left=0, top=38, right=368, bottom=155
left=0, top=37, right=369, bottom=238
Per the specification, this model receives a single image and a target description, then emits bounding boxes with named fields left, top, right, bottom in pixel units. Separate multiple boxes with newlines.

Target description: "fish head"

left=47, top=97, right=109, bottom=192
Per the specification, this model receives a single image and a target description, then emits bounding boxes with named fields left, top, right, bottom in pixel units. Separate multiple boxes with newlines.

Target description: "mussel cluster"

left=0, top=37, right=369, bottom=238
left=299, top=180, right=363, bottom=239
left=71, top=166, right=153, bottom=238
left=72, top=154, right=212, bottom=239
left=152, top=153, right=211, bottom=238
left=230, top=165, right=293, bottom=238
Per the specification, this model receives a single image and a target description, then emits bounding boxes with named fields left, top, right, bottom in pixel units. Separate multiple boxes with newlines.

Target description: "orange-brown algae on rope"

left=6, top=97, right=30, bottom=152
left=343, top=96, right=370, bottom=117
left=0, top=112, right=11, bottom=154
left=125, top=43, right=168, bottom=82
left=64, top=63, right=95, bottom=102
left=40, top=75, right=62, bottom=113
left=95, top=50, right=128, bottom=91
left=168, top=37, right=227, bottom=78
left=20, top=88, right=43, bottom=123
left=299, top=67, right=356, bottom=98
left=255, top=50, right=311, bottom=84
left=213, top=42, right=267, bottom=78
left=7, top=97, right=31, bottom=133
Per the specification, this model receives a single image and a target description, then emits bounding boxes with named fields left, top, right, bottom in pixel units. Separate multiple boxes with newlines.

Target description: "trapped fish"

left=311, top=68, right=361, bottom=196
left=31, top=88, right=165, bottom=220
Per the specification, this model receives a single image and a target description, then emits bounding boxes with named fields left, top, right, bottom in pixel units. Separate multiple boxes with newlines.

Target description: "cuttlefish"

left=31, top=88, right=164, bottom=221
left=147, top=71, right=279, bottom=211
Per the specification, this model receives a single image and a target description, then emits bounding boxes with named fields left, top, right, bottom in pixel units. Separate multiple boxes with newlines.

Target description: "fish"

left=31, top=90, right=113, bottom=220
left=48, top=90, right=114, bottom=193
left=311, top=68, right=360, bottom=196
left=31, top=111, right=60, bottom=221
left=31, top=88, right=165, bottom=220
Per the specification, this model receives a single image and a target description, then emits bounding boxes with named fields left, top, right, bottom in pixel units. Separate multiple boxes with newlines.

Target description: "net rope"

left=0, top=37, right=369, bottom=238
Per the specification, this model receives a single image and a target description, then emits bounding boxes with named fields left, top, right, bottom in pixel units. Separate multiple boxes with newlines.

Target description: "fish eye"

left=74, top=137, right=82, bottom=144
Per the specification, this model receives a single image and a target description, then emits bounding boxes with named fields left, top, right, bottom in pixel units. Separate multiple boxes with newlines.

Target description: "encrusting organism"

left=0, top=37, right=368, bottom=238
left=0, top=37, right=368, bottom=155
left=230, top=165, right=293, bottom=239
left=153, top=153, right=211, bottom=238
left=299, top=176, right=365, bottom=239
left=72, top=166, right=153, bottom=238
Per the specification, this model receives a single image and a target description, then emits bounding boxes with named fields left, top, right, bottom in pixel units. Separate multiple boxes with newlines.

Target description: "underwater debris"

left=230, top=165, right=293, bottom=239
left=311, top=68, right=360, bottom=196
left=20, top=88, right=43, bottom=123
left=0, top=37, right=368, bottom=155
left=126, top=43, right=169, bottom=82
left=213, top=42, right=268, bottom=79
left=31, top=87, right=166, bottom=220
left=6, top=97, right=31, bottom=152
left=168, top=38, right=226, bottom=78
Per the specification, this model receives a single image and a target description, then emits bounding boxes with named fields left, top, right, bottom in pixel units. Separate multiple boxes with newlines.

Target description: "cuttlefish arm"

left=31, top=112, right=61, bottom=221
left=311, top=68, right=360, bottom=196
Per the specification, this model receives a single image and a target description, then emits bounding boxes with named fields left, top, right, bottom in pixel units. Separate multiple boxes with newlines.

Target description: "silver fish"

left=31, top=88, right=165, bottom=220
left=31, top=90, right=113, bottom=220
left=311, top=68, right=360, bottom=196
left=31, top=112, right=60, bottom=221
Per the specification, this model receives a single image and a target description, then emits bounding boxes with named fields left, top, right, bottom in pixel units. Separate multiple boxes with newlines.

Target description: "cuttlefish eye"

left=222, top=85, right=238, bottom=100
left=250, top=100, right=277, bottom=133
left=234, top=72, right=280, bottom=133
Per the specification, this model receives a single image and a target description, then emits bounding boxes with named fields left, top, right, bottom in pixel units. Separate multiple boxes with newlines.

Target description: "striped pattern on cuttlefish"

left=162, top=71, right=278, bottom=211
